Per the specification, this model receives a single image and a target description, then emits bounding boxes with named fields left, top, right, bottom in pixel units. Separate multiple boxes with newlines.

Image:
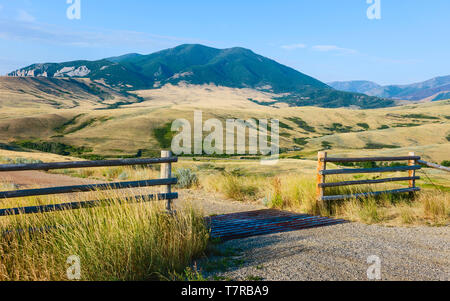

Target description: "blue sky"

left=0, top=0, right=449, bottom=85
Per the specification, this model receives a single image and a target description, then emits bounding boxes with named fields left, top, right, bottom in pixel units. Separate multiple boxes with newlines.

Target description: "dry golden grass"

left=196, top=170, right=449, bottom=226
left=201, top=173, right=263, bottom=202
left=0, top=184, right=209, bottom=281
left=0, top=80, right=448, bottom=161
left=0, top=77, right=137, bottom=110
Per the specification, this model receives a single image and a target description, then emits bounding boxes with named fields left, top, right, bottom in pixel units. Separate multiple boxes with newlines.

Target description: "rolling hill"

left=0, top=77, right=142, bottom=109
left=8, top=44, right=393, bottom=109
left=329, top=75, right=450, bottom=101
left=0, top=79, right=448, bottom=162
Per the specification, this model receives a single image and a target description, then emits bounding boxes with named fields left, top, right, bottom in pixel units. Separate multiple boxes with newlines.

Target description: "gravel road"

left=202, top=223, right=449, bottom=281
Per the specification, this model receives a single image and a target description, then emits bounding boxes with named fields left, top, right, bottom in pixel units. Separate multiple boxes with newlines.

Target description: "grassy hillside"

left=0, top=83, right=448, bottom=163
left=0, top=77, right=141, bottom=110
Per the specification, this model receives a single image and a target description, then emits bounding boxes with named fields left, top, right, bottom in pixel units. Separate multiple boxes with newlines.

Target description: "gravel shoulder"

left=201, top=223, right=449, bottom=281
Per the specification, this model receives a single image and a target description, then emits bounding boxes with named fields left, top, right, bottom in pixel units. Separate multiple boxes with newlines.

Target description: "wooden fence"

left=317, top=152, right=422, bottom=202
left=0, top=151, right=178, bottom=216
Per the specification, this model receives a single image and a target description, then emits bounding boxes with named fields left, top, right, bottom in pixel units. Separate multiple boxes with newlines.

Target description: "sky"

left=0, top=0, right=449, bottom=85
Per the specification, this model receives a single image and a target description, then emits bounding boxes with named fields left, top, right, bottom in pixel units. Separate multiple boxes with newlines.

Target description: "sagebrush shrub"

left=175, top=168, right=199, bottom=188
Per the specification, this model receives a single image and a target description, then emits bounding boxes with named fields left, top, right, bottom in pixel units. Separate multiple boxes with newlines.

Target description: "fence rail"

left=418, top=160, right=450, bottom=173
left=0, top=178, right=177, bottom=199
left=0, top=157, right=178, bottom=172
left=322, top=156, right=421, bottom=163
left=318, top=176, right=421, bottom=188
left=317, top=152, right=421, bottom=202
left=0, top=151, right=178, bottom=216
left=0, top=193, right=178, bottom=217
left=322, top=188, right=421, bottom=202
left=319, top=165, right=421, bottom=175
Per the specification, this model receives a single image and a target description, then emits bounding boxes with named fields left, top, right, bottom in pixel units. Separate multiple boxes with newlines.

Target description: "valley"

left=0, top=79, right=448, bottom=164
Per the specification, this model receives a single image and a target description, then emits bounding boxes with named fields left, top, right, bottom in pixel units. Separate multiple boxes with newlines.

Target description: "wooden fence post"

left=317, top=151, right=327, bottom=202
left=160, top=150, right=173, bottom=212
left=408, top=151, right=416, bottom=198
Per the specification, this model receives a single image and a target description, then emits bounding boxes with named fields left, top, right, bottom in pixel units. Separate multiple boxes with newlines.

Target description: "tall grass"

left=201, top=173, right=261, bottom=202
left=0, top=190, right=209, bottom=281
left=199, top=172, right=449, bottom=226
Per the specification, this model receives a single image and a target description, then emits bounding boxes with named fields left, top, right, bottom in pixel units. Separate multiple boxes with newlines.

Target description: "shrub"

left=324, top=123, right=353, bottom=133
left=401, top=114, right=439, bottom=120
left=118, top=171, right=129, bottom=180
left=293, top=138, right=309, bottom=146
left=15, top=140, right=91, bottom=156
left=175, top=168, right=199, bottom=189
left=377, top=125, right=389, bottom=130
left=286, top=117, right=316, bottom=133
left=153, top=123, right=175, bottom=149
left=357, top=123, right=370, bottom=130
left=321, top=141, right=333, bottom=150
left=365, top=143, right=400, bottom=149
left=0, top=157, right=43, bottom=164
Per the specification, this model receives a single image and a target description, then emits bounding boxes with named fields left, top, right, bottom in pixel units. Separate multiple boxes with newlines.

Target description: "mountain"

left=328, top=75, right=450, bottom=101
left=8, top=44, right=394, bottom=109
left=327, top=81, right=382, bottom=95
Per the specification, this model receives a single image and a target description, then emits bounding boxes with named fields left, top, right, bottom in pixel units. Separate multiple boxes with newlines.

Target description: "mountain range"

left=328, top=75, right=450, bottom=101
left=7, top=44, right=393, bottom=109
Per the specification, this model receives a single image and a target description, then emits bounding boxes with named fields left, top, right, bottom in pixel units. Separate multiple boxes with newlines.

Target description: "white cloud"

left=0, top=19, right=206, bottom=49
left=281, top=43, right=307, bottom=50
left=281, top=43, right=358, bottom=55
left=16, top=10, right=36, bottom=23
left=312, top=45, right=358, bottom=55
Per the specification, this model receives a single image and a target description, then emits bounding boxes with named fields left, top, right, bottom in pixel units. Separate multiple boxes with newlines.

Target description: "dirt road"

left=0, top=171, right=100, bottom=188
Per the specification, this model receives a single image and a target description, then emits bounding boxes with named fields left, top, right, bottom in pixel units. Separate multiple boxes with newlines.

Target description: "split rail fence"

left=317, top=152, right=422, bottom=201
left=317, top=151, right=449, bottom=202
left=0, top=150, right=178, bottom=216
